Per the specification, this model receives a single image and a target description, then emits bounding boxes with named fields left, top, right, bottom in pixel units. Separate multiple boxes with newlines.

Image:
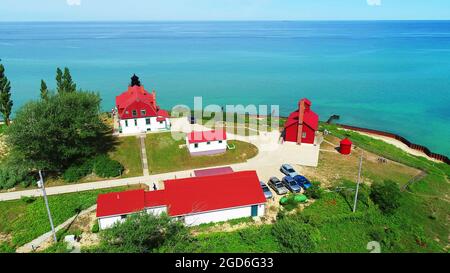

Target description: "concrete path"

left=16, top=204, right=97, bottom=253
left=138, top=134, right=150, bottom=176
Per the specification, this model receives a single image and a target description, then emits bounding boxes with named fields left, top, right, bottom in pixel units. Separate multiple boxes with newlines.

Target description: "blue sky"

left=1, top=0, right=449, bottom=21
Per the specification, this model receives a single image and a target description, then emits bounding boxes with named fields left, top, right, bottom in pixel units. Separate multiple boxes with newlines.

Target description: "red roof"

left=194, top=166, right=234, bottom=177
left=163, top=171, right=266, bottom=216
left=96, top=171, right=266, bottom=218
left=340, top=138, right=353, bottom=145
left=187, top=129, right=227, bottom=144
left=115, top=85, right=169, bottom=120
left=144, top=190, right=167, bottom=208
left=284, top=98, right=319, bottom=131
left=96, top=189, right=145, bottom=218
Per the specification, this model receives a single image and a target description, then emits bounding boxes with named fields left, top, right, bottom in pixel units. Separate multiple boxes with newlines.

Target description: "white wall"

left=98, top=215, right=123, bottom=230
left=120, top=117, right=170, bottom=134
left=186, top=139, right=227, bottom=154
left=182, top=204, right=265, bottom=226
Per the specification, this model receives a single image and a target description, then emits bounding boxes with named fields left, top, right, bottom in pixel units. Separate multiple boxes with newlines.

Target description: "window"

left=132, top=110, right=137, bottom=117
left=134, top=119, right=138, bottom=126
left=194, top=143, right=199, bottom=148
left=141, top=110, right=146, bottom=116
left=302, top=132, right=307, bottom=138
left=218, top=140, right=223, bottom=144
left=146, top=118, right=151, bottom=125
left=159, top=121, right=163, bottom=124
left=125, top=120, right=128, bottom=127
left=121, top=215, right=127, bottom=220
left=207, top=141, right=211, bottom=145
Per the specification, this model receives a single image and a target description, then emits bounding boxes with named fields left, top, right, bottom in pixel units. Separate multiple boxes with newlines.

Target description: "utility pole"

left=353, top=152, right=363, bottom=213
left=38, top=170, right=57, bottom=243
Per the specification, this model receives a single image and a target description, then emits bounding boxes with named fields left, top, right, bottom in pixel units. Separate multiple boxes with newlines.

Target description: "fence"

left=337, top=124, right=449, bottom=165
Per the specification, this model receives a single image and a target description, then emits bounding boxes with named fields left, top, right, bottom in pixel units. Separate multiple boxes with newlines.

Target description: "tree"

left=370, top=180, right=402, bottom=214
left=5, top=91, right=115, bottom=171
left=56, top=67, right=76, bottom=93
left=40, top=79, right=49, bottom=100
left=96, top=213, right=192, bottom=253
left=63, top=67, right=76, bottom=93
left=0, top=64, right=13, bottom=126
left=56, top=68, right=63, bottom=93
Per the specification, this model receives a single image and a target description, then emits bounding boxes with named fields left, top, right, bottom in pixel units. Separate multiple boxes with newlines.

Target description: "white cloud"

left=367, top=0, right=381, bottom=6
left=67, top=0, right=81, bottom=6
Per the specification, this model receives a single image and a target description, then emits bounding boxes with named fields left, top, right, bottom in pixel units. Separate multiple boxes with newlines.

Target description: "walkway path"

left=16, top=204, right=97, bottom=253
left=139, top=134, right=150, bottom=176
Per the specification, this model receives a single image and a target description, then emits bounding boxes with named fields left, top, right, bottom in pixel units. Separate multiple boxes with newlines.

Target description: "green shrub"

left=272, top=215, right=321, bottom=253
left=370, top=180, right=401, bottom=214
left=20, top=196, right=37, bottom=204
left=63, top=160, right=94, bottom=182
left=305, top=181, right=323, bottom=199
left=0, top=162, right=34, bottom=190
left=93, top=155, right=124, bottom=178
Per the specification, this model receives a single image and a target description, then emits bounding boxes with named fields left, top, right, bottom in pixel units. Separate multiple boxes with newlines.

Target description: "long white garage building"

left=96, top=171, right=267, bottom=229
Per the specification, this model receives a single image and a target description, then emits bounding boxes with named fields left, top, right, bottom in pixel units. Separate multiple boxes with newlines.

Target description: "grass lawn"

left=0, top=185, right=140, bottom=252
left=302, top=134, right=421, bottom=188
left=109, top=136, right=142, bottom=178
left=145, top=132, right=258, bottom=174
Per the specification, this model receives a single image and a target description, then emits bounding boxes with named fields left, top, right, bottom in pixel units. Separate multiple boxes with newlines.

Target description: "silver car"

left=260, top=181, right=273, bottom=199
left=280, top=164, right=299, bottom=177
left=268, top=177, right=288, bottom=195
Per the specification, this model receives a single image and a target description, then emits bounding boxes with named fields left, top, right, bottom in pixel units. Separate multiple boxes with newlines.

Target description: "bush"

left=272, top=215, right=321, bottom=253
left=93, top=155, right=124, bottom=178
left=20, top=196, right=37, bottom=204
left=0, top=162, right=34, bottom=190
left=97, top=213, right=191, bottom=253
left=305, top=181, right=323, bottom=199
left=91, top=221, right=99, bottom=234
left=63, top=159, right=94, bottom=182
left=370, top=180, right=402, bottom=214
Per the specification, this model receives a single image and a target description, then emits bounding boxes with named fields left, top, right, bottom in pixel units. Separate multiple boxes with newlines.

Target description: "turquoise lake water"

left=0, top=21, right=449, bottom=156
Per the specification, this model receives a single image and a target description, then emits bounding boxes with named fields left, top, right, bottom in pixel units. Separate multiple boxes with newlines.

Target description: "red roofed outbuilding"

left=283, top=98, right=319, bottom=144
left=96, top=171, right=267, bottom=229
left=185, top=129, right=228, bottom=156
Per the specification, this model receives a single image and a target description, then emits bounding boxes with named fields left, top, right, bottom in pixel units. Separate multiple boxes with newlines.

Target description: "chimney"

left=297, top=99, right=306, bottom=145
left=152, top=90, right=156, bottom=108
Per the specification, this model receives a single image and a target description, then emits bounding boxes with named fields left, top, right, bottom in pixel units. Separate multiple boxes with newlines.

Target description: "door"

left=251, top=205, right=258, bottom=217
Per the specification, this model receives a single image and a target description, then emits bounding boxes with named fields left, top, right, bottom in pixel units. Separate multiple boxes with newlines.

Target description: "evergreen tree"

left=56, top=67, right=64, bottom=93
left=0, top=64, right=13, bottom=126
left=62, top=67, right=76, bottom=93
left=40, top=79, right=49, bottom=100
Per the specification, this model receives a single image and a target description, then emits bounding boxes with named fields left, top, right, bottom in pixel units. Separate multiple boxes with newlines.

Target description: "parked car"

left=293, top=175, right=312, bottom=190
left=282, top=176, right=302, bottom=193
left=260, top=181, right=273, bottom=199
left=280, top=164, right=299, bottom=177
left=268, top=177, right=288, bottom=195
